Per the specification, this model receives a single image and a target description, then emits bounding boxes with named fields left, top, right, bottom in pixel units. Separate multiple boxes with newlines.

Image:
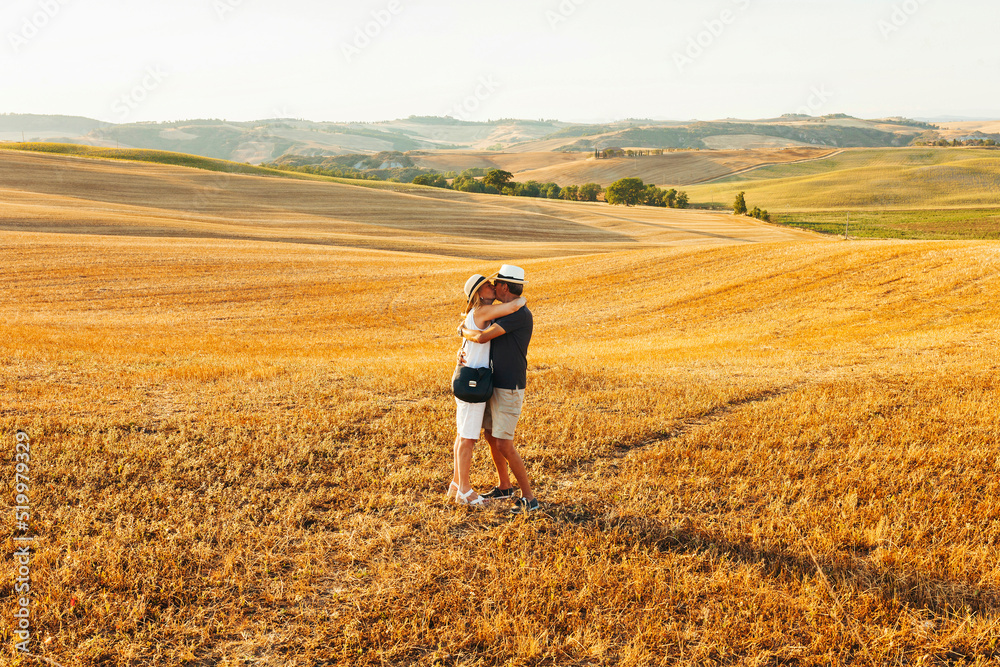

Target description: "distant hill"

left=0, top=113, right=952, bottom=165
left=0, top=114, right=568, bottom=164
left=0, top=113, right=111, bottom=142
left=539, top=116, right=934, bottom=152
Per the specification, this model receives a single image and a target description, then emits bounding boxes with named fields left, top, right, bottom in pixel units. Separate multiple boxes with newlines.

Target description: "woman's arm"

left=473, top=297, right=525, bottom=329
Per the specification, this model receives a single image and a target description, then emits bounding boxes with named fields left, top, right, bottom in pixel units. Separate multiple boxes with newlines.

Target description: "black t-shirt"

left=491, top=306, right=533, bottom=390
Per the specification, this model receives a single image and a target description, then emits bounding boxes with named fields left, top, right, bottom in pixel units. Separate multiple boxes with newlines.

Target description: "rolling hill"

left=685, top=147, right=1000, bottom=210
left=0, top=148, right=817, bottom=260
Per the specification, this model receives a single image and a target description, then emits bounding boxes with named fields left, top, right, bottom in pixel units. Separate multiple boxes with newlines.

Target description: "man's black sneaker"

left=510, top=497, right=539, bottom=515
left=482, top=487, right=516, bottom=500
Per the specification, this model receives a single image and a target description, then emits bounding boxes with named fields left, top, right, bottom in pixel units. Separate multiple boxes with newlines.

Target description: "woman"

left=448, top=274, right=526, bottom=505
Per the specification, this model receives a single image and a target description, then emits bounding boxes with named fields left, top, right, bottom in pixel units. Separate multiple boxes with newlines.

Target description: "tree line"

left=919, top=138, right=999, bottom=147
left=604, top=177, right=689, bottom=208
left=595, top=148, right=668, bottom=159
left=412, top=170, right=692, bottom=210
left=414, top=169, right=605, bottom=202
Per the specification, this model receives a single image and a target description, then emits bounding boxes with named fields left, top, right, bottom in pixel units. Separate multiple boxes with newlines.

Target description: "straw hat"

left=492, top=264, right=526, bottom=285
left=463, top=274, right=491, bottom=305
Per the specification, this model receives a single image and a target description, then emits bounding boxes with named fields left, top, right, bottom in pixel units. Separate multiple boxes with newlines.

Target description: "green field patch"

left=775, top=208, right=1000, bottom=240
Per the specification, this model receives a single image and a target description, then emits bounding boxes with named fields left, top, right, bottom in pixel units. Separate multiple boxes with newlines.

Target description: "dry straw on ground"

left=2, top=152, right=999, bottom=666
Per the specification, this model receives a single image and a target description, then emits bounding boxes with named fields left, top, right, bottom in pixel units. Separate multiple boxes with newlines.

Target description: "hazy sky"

left=3, top=0, right=997, bottom=124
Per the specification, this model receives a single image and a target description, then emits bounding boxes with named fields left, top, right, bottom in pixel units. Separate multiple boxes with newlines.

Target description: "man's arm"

left=462, top=322, right=506, bottom=344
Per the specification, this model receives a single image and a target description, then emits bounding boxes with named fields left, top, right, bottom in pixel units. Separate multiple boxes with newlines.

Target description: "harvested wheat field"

left=2, top=150, right=1000, bottom=666
left=410, top=148, right=837, bottom=188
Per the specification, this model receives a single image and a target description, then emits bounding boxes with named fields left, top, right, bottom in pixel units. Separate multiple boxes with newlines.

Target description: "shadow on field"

left=543, top=505, right=1000, bottom=619
left=552, top=384, right=806, bottom=477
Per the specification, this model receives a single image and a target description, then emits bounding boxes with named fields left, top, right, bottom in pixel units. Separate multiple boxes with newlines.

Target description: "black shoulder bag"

left=452, top=341, right=493, bottom=403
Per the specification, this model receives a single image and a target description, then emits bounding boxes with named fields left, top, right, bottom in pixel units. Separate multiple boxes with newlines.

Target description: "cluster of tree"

left=557, top=183, right=604, bottom=201
left=732, top=191, right=770, bottom=221
left=644, top=184, right=688, bottom=208
left=412, top=173, right=450, bottom=188
left=604, top=178, right=689, bottom=208
left=413, top=168, right=499, bottom=193
left=594, top=148, right=667, bottom=159
left=920, top=138, right=999, bottom=147
left=412, top=168, right=604, bottom=202
left=482, top=169, right=603, bottom=200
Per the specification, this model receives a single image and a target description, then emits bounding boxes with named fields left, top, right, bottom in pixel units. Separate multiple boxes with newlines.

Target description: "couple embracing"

left=448, top=264, right=539, bottom=514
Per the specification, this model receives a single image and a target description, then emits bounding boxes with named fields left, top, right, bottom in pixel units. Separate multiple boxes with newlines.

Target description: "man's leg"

left=482, top=395, right=512, bottom=490
left=485, top=388, right=533, bottom=500
left=486, top=433, right=513, bottom=490
left=486, top=433, right=533, bottom=501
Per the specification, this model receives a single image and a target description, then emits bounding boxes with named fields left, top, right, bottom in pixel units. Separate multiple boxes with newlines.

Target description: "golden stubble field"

left=2, top=152, right=1000, bottom=666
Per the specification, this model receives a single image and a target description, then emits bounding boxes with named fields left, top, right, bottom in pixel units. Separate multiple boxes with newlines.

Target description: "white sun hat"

left=493, top=264, right=526, bottom=284
left=463, top=274, right=491, bottom=305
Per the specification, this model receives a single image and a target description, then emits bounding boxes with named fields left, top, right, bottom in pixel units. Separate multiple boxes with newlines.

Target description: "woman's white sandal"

left=446, top=481, right=459, bottom=500
left=456, top=487, right=485, bottom=506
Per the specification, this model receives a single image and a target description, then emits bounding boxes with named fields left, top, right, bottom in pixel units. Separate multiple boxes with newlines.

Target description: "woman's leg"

left=455, top=399, right=485, bottom=501
left=450, top=398, right=466, bottom=498
left=457, top=437, right=478, bottom=495
left=448, top=435, right=461, bottom=498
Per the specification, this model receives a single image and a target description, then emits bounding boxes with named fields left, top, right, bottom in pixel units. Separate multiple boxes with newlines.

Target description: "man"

left=460, top=264, right=538, bottom=514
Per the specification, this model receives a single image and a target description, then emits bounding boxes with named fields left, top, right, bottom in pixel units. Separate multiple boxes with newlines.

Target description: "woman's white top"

left=462, top=309, right=491, bottom=369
